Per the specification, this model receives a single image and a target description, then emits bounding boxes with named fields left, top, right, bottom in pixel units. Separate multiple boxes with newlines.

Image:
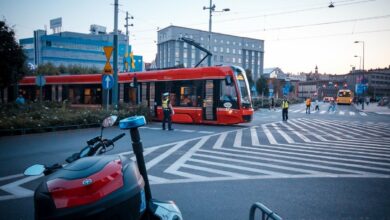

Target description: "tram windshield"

left=234, top=67, right=252, bottom=108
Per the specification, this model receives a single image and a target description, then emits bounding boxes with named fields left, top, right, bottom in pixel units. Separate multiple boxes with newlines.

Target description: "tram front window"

left=234, top=68, right=252, bottom=108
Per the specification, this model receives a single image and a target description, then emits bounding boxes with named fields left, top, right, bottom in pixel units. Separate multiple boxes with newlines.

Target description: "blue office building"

left=19, top=27, right=143, bottom=72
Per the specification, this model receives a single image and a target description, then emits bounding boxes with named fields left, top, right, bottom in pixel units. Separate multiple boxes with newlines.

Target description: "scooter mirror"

left=24, top=164, right=45, bottom=176
left=102, top=115, right=118, bottom=128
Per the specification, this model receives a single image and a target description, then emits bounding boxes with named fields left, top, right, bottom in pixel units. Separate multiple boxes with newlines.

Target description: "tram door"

left=203, top=80, right=216, bottom=121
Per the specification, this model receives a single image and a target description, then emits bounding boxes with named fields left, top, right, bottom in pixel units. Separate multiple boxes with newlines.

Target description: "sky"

left=1, top=0, right=389, bottom=75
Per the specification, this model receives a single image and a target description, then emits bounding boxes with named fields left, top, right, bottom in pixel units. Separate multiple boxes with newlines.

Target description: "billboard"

left=50, top=17, right=62, bottom=29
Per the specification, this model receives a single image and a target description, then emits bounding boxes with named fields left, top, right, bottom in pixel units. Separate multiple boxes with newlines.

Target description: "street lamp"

left=354, top=55, right=361, bottom=70
left=203, top=0, right=230, bottom=66
left=354, top=40, right=365, bottom=110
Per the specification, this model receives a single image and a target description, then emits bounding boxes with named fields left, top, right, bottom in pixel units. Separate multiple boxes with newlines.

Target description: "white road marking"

left=279, top=122, right=312, bottom=143
left=320, top=110, right=327, bottom=114
left=359, top=112, right=367, bottom=116
left=349, top=111, right=356, bottom=116
left=271, top=123, right=295, bottom=144
left=212, top=132, right=228, bottom=149
left=262, top=124, right=277, bottom=145
left=339, top=111, right=345, bottom=115
left=250, top=126, right=260, bottom=146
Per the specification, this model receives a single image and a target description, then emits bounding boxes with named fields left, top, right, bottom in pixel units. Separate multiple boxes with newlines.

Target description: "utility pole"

left=124, top=11, right=134, bottom=72
left=112, top=0, right=119, bottom=109
left=203, top=1, right=229, bottom=67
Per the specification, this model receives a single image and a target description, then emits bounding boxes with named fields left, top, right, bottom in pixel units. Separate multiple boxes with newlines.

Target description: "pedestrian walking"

left=314, top=99, right=319, bottom=111
left=305, top=98, right=311, bottom=114
left=282, top=96, right=289, bottom=121
left=162, top=92, right=175, bottom=130
left=328, top=99, right=336, bottom=112
left=269, top=97, right=275, bottom=111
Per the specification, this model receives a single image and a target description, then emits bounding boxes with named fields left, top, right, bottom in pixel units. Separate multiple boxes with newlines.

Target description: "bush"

left=0, top=102, right=151, bottom=135
left=252, top=97, right=302, bottom=110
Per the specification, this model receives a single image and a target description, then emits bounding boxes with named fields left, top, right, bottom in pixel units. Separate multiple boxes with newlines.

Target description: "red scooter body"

left=33, top=155, right=146, bottom=220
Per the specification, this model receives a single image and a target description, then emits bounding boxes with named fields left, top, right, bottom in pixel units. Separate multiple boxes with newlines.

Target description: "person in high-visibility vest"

left=162, top=92, right=175, bottom=130
left=305, top=98, right=311, bottom=114
left=282, top=96, right=289, bottom=121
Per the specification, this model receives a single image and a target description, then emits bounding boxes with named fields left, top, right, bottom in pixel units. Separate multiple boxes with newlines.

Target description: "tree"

left=0, top=20, right=29, bottom=99
left=245, top=69, right=255, bottom=89
left=256, top=75, right=268, bottom=96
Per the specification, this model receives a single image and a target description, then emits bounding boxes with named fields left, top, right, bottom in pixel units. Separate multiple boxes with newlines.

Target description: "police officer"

left=162, top=92, right=175, bottom=130
left=282, top=96, right=289, bottom=121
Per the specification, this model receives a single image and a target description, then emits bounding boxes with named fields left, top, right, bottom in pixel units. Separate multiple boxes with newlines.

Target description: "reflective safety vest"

left=306, top=99, right=311, bottom=105
left=282, top=100, right=289, bottom=109
left=162, top=99, right=170, bottom=109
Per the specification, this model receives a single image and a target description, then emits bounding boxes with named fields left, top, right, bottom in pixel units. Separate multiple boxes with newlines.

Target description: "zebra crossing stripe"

left=234, top=129, right=243, bottom=147
left=287, top=121, right=327, bottom=141
left=199, top=148, right=382, bottom=176
left=271, top=123, right=295, bottom=143
left=298, top=118, right=355, bottom=138
left=296, top=119, right=343, bottom=140
left=311, top=119, right=382, bottom=137
left=339, top=111, right=345, bottom=115
left=212, top=132, right=228, bottom=149
left=196, top=150, right=327, bottom=175
left=320, top=110, right=327, bottom=114
left=182, top=162, right=249, bottom=178
left=165, top=136, right=210, bottom=179
left=349, top=111, right=356, bottom=116
left=359, top=112, right=367, bottom=116
left=251, top=127, right=260, bottom=146
left=146, top=141, right=187, bottom=169
left=279, top=122, right=311, bottom=142
left=262, top=124, right=277, bottom=144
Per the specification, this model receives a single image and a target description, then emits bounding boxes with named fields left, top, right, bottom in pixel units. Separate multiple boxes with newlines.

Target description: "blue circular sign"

left=102, top=74, right=114, bottom=90
left=35, top=75, right=46, bottom=87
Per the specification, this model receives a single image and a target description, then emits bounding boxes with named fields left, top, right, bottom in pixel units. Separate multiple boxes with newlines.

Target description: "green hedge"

left=252, top=97, right=302, bottom=110
left=0, top=102, right=151, bottom=135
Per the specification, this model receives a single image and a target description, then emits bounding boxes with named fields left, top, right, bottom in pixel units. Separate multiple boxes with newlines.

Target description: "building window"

left=214, top=56, right=218, bottom=62
left=220, top=47, right=224, bottom=53
left=238, top=58, right=241, bottom=63
left=239, top=42, right=242, bottom=46
left=201, top=37, right=204, bottom=41
left=227, top=41, right=230, bottom=45
left=214, top=46, right=217, bottom=52
left=233, top=41, right=236, bottom=45
left=226, top=48, right=230, bottom=53
left=238, top=50, right=242, bottom=55
left=232, top=48, right=236, bottom=54
left=220, top=55, right=224, bottom=62
left=232, top=57, right=236, bottom=63
left=220, top=39, right=224, bottom=44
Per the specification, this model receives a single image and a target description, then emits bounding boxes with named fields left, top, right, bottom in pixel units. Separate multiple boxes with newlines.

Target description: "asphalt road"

left=0, top=102, right=389, bottom=219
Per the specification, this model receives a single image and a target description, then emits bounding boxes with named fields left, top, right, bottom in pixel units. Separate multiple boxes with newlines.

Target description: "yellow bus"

left=336, top=89, right=353, bottom=105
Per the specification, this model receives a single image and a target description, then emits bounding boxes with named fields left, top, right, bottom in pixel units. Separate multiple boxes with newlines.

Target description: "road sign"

left=35, top=75, right=46, bottom=87
left=103, top=46, right=114, bottom=74
left=103, top=62, right=113, bottom=74
left=102, top=74, right=114, bottom=90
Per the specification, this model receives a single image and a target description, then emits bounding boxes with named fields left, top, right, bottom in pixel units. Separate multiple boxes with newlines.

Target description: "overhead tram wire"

left=264, top=28, right=390, bottom=42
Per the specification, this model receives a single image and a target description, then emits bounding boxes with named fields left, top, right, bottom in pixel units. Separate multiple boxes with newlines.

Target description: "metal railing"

left=249, top=202, right=282, bottom=220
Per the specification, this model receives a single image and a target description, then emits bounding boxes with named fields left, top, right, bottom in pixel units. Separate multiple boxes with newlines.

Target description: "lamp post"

left=203, top=0, right=229, bottom=67
left=354, top=40, right=365, bottom=110
left=354, top=55, right=361, bottom=70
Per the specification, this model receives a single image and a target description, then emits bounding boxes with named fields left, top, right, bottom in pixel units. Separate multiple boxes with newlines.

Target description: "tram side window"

left=219, top=79, right=238, bottom=109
